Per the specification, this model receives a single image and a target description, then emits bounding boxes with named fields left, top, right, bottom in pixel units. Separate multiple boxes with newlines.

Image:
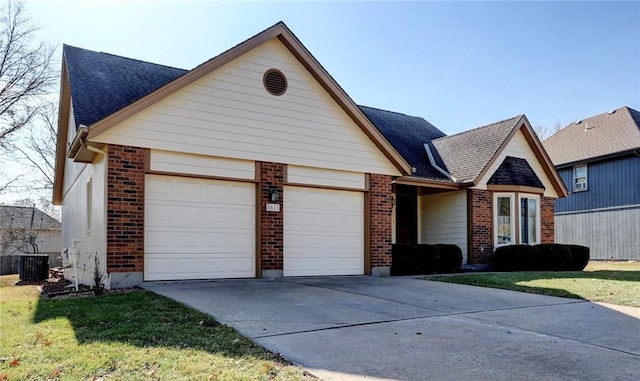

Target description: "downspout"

left=78, top=124, right=106, bottom=157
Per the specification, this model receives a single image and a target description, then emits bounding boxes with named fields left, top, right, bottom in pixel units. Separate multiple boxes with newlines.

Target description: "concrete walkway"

left=143, top=276, right=640, bottom=381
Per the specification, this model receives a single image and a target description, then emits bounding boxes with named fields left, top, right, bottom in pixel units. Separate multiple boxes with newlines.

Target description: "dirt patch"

left=14, top=277, right=136, bottom=298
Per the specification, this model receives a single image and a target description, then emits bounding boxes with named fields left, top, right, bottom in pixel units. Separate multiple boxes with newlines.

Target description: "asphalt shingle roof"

left=64, top=45, right=188, bottom=128
left=543, top=106, right=640, bottom=167
left=0, top=206, right=61, bottom=229
left=487, top=156, right=544, bottom=189
left=430, top=115, right=524, bottom=183
left=359, top=106, right=448, bottom=180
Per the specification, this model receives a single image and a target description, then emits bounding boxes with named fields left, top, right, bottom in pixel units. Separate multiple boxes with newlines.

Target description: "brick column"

left=106, top=145, right=145, bottom=283
left=468, top=189, right=493, bottom=264
left=260, top=162, right=284, bottom=277
left=369, top=174, right=393, bottom=275
left=541, top=196, right=555, bottom=244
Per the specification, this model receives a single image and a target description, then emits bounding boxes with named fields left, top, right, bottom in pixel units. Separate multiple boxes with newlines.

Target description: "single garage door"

left=284, top=186, right=364, bottom=276
left=145, top=175, right=255, bottom=281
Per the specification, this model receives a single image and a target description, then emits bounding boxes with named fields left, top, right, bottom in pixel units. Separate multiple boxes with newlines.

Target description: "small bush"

left=492, top=245, right=538, bottom=271
left=566, top=245, right=590, bottom=271
left=391, top=244, right=419, bottom=276
left=416, top=244, right=440, bottom=274
left=435, top=244, right=463, bottom=273
left=534, top=244, right=572, bottom=271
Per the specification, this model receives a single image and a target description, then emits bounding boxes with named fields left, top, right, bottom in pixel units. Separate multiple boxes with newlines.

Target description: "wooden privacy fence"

left=0, top=252, right=62, bottom=275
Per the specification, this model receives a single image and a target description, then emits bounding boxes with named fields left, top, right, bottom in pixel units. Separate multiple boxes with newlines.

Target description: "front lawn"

left=426, top=261, right=640, bottom=307
left=0, top=275, right=310, bottom=380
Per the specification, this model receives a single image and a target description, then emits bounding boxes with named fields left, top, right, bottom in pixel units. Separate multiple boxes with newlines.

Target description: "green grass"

left=426, top=261, right=640, bottom=307
left=0, top=275, right=310, bottom=380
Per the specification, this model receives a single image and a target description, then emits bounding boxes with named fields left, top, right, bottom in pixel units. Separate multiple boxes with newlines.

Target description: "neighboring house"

left=543, top=106, right=640, bottom=260
left=53, top=22, right=567, bottom=288
left=0, top=205, right=62, bottom=274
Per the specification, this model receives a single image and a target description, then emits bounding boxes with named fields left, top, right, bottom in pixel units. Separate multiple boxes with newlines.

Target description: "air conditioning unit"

left=574, top=182, right=586, bottom=191
left=19, top=255, right=49, bottom=281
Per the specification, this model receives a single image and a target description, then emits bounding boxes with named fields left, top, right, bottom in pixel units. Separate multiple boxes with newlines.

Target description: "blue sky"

left=26, top=0, right=640, bottom=134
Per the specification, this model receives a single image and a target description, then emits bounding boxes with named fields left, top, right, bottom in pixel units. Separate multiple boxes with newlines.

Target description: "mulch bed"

left=14, top=277, right=135, bottom=298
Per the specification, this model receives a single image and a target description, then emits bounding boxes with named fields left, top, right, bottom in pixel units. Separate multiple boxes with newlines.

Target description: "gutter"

left=67, top=125, right=106, bottom=160
left=423, top=143, right=457, bottom=182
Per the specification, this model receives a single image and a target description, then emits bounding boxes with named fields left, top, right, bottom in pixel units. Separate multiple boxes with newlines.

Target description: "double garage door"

left=145, top=175, right=364, bottom=281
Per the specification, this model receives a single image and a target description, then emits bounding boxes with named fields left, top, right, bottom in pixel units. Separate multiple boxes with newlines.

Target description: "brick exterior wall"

left=541, top=196, right=555, bottom=244
left=260, top=162, right=284, bottom=271
left=106, top=145, right=145, bottom=273
left=468, top=189, right=493, bottom=264
left=369, top=174, right=393, bottom=269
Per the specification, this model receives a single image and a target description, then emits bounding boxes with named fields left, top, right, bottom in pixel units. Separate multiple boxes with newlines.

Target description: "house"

left=0, top=205, right=62, bottom=274
left=543, top=106, right=640, bottom=260
left=53, top=22, right=567, bottom=288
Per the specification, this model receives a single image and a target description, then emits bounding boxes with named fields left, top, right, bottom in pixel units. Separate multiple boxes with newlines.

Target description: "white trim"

left=493, top=192, right=515, bottom=247
left=518, top=193, right=541, bottom=245
left=86, top=177, right=92, bottom=235
left=424, top=143, right=457, bottom=182
left=555, top=203, right=640, bottom=216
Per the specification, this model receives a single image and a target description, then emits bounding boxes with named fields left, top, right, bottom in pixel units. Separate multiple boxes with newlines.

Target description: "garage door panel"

left=145, top=175, right=255, bottom=281
left=284, top=186, right=364, bottom=276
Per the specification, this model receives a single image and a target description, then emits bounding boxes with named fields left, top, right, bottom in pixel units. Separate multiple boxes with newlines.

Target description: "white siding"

left=555, top=206, right=640, bottom=260
left=287, top=165, right=365, bottom=189
left=476, top=130, right=558, bottom=198
left=150, top=150, right=255, bottom=180
left=93, top=38, right=400, bottom=176
left=420, top=190, right=468, bottom=263
left=61, top=144, right=108, bottom=287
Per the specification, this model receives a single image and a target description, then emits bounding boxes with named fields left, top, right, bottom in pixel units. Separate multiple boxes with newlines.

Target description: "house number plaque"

left=266, top=203, right=280, bottom=212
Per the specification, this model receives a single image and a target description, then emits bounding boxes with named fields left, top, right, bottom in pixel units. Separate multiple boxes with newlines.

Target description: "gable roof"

left=54, top=22, right=412, bottom=204
left=359, top=106, right=448, bottom=180
left=543, top=106, right=640, bottom=167
left=0, top=206, right=61, bottom=230
left=488, top=156, right=544, bottom=189
left=429, top=115, right=524, bottom=183
left=64, top=45, right=187, bottom=128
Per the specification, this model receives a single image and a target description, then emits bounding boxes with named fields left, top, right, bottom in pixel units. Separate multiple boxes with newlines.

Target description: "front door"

left=395, top=185, right=418, bottom=244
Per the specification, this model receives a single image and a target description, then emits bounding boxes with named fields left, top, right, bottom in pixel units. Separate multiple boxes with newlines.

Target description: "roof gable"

left=430, top=115, right=524, bottom=183
left=543, top=106, right=640, bottom=166
left=488, top=156, right=544, bottom=189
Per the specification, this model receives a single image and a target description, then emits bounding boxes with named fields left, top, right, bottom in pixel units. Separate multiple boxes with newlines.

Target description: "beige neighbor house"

left=0, top=205, right=62, bottom=274
left=53, top=22, right=567, bottom=289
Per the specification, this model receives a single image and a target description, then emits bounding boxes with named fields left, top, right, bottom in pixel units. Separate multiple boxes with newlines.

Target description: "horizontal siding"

left=555, top=205, right=640, bottom=260
left=93, top=38, right=400, bottom=176
left=150, top=150, right=255, bottom=180
left=420, top=190, right=468, bottom=263
left=476, top=130, right=558, bottom=198
left=556, top=155, right=640, bottom=212
left=287, top=165, right=365, bottom=189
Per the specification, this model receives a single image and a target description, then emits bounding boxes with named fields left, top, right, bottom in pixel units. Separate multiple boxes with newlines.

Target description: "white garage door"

left=145, top=175, right=255, bottom=281
left=284, top=186, right=364, bottom=276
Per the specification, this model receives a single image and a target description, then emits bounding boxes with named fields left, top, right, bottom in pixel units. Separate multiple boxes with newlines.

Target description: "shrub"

left=391, top=244, right=419, bottom=276
left=565, top=245, right=590, bottom=271
left=492, top=245, right=538, bottom=271
left=534, top=244, right=572, bottom=271
left=416, top=244, right=440, bottom=274
left=435, top=244, right=463, bottom=273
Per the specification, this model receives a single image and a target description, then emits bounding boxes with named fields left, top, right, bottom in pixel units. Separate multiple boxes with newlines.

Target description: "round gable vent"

left=263, top=69, right=287, bottom=96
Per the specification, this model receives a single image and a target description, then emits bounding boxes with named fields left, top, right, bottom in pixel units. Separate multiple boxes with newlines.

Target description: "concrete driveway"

left=143, top=276, right=640, bottom=381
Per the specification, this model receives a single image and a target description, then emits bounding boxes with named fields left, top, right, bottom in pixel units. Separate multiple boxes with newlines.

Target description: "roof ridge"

left=64, top=44, right=188, bottom=72
left=434, top=114, right=523, bottom=141
left=568, top=105, right=635, bottom=127
left=358, top=105, right=419, bottom=118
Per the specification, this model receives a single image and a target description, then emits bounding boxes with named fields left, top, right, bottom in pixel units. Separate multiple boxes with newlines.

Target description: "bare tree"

left=534, top=120, right=566, bottom=141
left=0, top=0, right=55, bottom=148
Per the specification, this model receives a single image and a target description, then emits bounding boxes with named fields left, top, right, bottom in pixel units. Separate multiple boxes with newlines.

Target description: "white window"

left=573, top=165, right=587, bottom=192
left=494, top=193, right=514, bottom=246
left=494, top=192, right=540, bottom=247
left=86, top=178, right=92, bottom=233
left=519, top=194, right=540, bottom=245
